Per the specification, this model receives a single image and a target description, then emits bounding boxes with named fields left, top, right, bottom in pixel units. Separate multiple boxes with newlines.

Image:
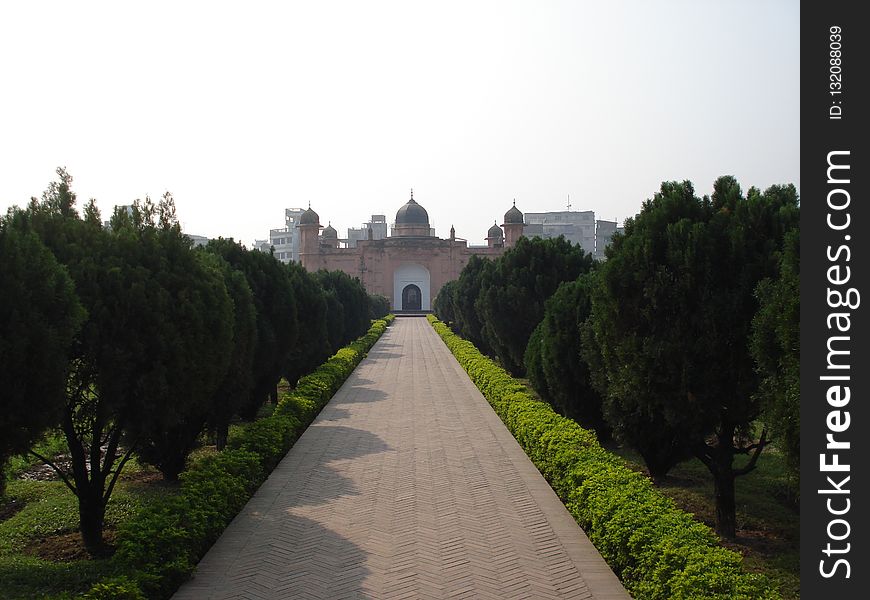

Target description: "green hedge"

left=427, top=315, right=777, bottom=600
left=81, top=316, right=394, bottom=599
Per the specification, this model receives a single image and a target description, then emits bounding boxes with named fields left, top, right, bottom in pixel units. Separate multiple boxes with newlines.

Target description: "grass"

left=609, top=443, right=800, bottom=599
left=1, top=433, right=182, bottom=600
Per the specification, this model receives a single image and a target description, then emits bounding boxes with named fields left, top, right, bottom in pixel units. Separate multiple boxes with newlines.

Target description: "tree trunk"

left=696, top=432, right=739, bottom=540
left=216, top=422, right=229, bottom=451
left=78, top=486, right=107, bottom=555
left=712, top=462, right=738, bottom=539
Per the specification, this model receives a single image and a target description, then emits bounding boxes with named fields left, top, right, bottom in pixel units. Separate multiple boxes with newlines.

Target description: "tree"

left=283, top=262, right=331, bottom=385
left=315, top=270, right=370, bottom=347
left=0, top=220, right=83, bottom=498
left=22, top=175, right=190, bottom=552
left=19, top=175, right=237, bottom=551
left=588, top=177, right=799, bottom=538
left=207, top=239, right=299, bottom=419
left=523, top=275, right=611, bottom=441
left=451, top=255, right=494, bottom=354
left=122, top=196, right=234, bottom=479
left=368, top=293, right=391, bottom=320
left=751, top=227, right=800, bottom=482
left=432, top=280, right=457, bottom=326
left=476, top=236, right=593, bottom=376
left=202, top=252, right=258, bottom=451
left=322, top=288, right=346, bottom=354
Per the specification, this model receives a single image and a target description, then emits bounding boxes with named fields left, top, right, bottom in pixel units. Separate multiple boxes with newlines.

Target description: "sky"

left=0, top=1, right=799, bottom=247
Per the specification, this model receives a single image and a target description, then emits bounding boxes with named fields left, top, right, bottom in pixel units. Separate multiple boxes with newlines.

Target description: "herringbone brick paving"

left=173, top=317, right=629, bottom=599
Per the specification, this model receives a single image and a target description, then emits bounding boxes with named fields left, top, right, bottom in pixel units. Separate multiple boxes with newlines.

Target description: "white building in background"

left=594, top=220, right=617, bottom=259
left=265, top=208, right=306, bottom=263
left=522, top=210, right=596, bottom=255
left=347, top=214, right=388, bottom=248
left=520, top=209, right=622, bottom=259
left=186, top=234, right=209, bottom=248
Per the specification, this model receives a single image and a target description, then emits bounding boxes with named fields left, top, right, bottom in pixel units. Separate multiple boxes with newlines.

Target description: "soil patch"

left=0, top=497, right=26, bottom=522
left=23, top=529, right=117, bottom=562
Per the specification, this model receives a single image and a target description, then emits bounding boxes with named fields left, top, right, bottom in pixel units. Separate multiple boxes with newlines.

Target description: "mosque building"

left=297, top=192, right=525, bottom=311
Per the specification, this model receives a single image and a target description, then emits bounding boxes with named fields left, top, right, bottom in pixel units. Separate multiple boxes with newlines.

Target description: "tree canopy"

left=751, top=226, right=800, bottom=482
left=587, top=176, right=799, bottom=538
left=476, top=236, right=593, bottom=376
left=0, top=220, right=84, bottom=497
left=523, top=274, right=610, bottom=441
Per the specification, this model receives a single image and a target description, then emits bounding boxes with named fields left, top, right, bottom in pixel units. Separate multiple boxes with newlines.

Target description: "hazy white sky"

left=1, top=1, right=799, bottom=247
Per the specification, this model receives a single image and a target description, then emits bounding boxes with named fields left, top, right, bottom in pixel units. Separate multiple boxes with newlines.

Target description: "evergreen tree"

left=0, top=219, right=83, bottom=498
left=284, top=262, right=331, bottom=385
left=476, top=236, right=593, bottom=376
left=523, top=275, right=611, bottom=440
left=451, top=255, right=493, bottom=354
left=201, top=252, right=258, bottom=451
left=751, top=227, right=800, bottom=482
left=588, top=177, right=798, bottom=538
left=315, top=270, right=370, bottom=347
left=123, top=197, right=234, bottom=480
left=207, top=239, right=299, bottom=418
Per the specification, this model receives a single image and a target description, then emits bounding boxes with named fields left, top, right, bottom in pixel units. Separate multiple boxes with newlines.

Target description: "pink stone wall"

left=301, top=237, right=506, bottom=309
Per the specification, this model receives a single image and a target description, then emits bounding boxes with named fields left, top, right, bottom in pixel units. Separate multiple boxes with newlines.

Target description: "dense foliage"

left=434, top=238, right=593, bottom=377
left=0, top=222, right=83, bottom=498
left=315, top=269, right=372, bottom=347
left=523, top=275, right=610, bottom=441
left=586, top=177, right=799, bottom=538
left=0, top=169, right=379, bottom=552
left=751, top=227, right=800, bottom=481
left=429, top=316, right=778, bottom=599
left=368, top=293, right=391, bottom=320
left=476, top=236, right=593, bottom=375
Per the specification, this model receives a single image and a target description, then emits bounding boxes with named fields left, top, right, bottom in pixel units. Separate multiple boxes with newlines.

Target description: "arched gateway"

left=393, top=263, right=430, bottom=311
left=401, top=284, right=422, bottom=310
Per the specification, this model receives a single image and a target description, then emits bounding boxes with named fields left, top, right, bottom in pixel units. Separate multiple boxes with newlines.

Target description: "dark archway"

left=402, top=284, right=422, bottom=310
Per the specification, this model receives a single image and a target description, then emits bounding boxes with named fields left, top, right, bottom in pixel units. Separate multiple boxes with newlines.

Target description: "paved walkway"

left=173, top=317, right=629, bottom=599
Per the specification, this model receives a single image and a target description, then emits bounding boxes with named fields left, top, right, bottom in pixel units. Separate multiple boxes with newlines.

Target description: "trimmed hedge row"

left=427, top=315, right=778, bottom=600
left=80, top=316, right=394, bottom=600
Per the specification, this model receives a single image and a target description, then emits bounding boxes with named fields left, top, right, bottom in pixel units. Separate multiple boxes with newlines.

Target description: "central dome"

left=395, top=195, right=429, bottom=226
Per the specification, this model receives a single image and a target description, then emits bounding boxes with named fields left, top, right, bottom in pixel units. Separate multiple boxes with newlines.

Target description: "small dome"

left=395, top=194, right=429, bottom=225
left=488, top=223, right=503, bottom=238
left=299, top=207, right=320, bottom=225
left=322, top=222, right=337, bottom=238
left=504, top=201, right=523, bottom=224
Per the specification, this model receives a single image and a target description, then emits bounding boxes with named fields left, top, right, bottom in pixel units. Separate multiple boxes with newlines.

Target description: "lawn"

left=0, top=433, right=180, bottom=599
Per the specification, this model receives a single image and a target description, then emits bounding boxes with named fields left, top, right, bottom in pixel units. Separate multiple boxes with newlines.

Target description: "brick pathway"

left=173, top=317, right=630, bottom=599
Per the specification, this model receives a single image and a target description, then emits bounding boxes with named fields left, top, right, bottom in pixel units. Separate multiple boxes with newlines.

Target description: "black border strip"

left=801, top=2, right=868, bottom=596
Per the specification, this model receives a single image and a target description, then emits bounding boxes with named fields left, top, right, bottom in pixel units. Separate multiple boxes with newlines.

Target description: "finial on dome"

left=513, top=199, right=516, bottom=206
left=410, top=188, right=414, bottom=201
